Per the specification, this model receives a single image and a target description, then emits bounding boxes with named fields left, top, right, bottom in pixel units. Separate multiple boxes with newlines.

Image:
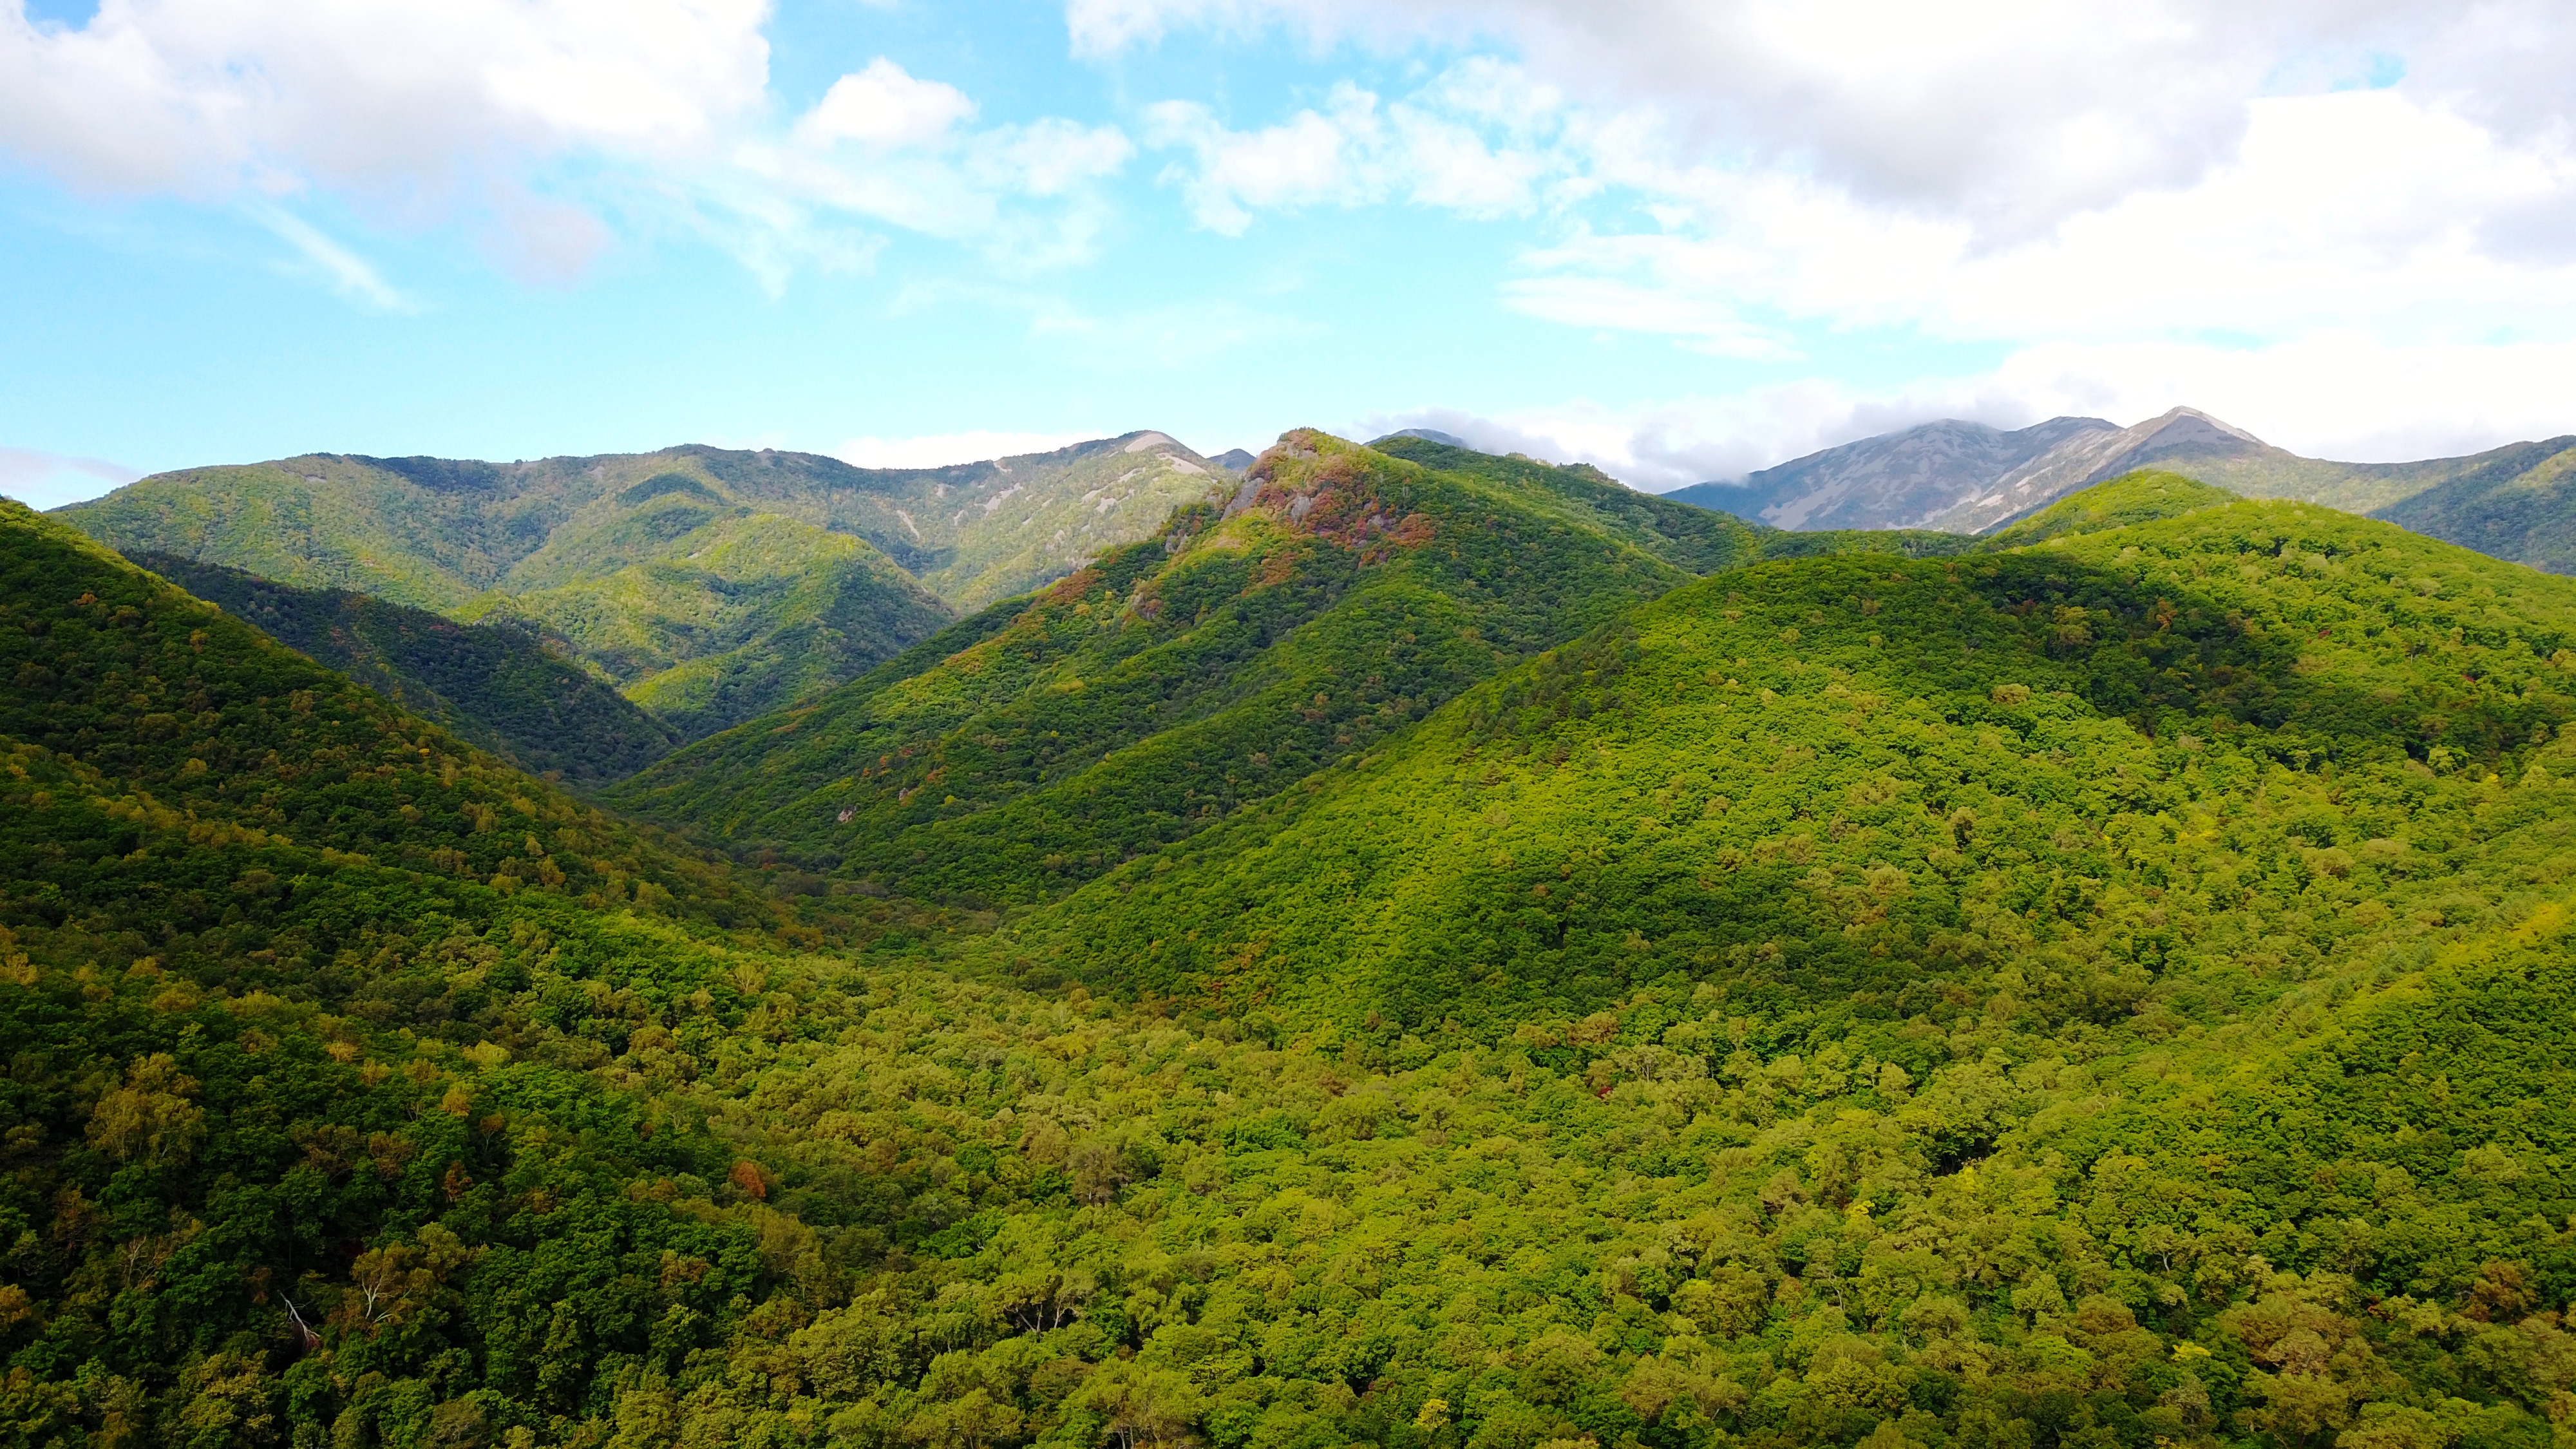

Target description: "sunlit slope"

left=8, top=492, right=2576, bottom=1448
left=60, top=433, right=1226, bottom=612
left=465, top=511, right=953, bottom=738
left=610, top=429, right=1747, bottom=903
left=1978, top=468, right=2238, bottom=546
left=1368, top=431, right=1768, bottom=571
left=56, top=453, right=535, bottom=612
left=1003, top=498, right=2576, bottom=1028
left=133, top=550, right=681, bottom=782
left=57, top=435, right=1222, bottom=734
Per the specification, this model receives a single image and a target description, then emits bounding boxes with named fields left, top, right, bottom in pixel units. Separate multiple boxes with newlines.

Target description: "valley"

left=3, top=433, right=2573, bottom=1449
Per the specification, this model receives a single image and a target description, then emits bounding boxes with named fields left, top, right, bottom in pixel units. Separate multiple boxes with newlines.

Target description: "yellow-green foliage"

left=10, top=474, right=2576, bottom=1449
left=56, top=437, right=1233, bottom=743
left=612, top=430, right=1737, bottom=902
left=1981, top=470, right=2239, bottom=548
left=1010, top=499, right=2576, bottom=1029
left=471, top=512, right=952, bottom=738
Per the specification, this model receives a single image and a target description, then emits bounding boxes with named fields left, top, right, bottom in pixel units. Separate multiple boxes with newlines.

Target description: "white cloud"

left=1075, top=0, right=2576, bottom=237
left=735, top=68, right=1133, bottom=271
left=0, top=447, right=142, bottom=509
left=0, top=0, right=771, bottom=198
left=0, top=8, right=1133, bottom=289
left=1504, top=86, right=2576, bottom=349
left=795, top=57, right=976, bottom=149
left=1142, top=67, right=1553, bottom=234
left=1144, top=84, right=1384, bottom=234
left=247, top=204, right=415, bottom=310
left=838, top=430, right=1100, bottom=469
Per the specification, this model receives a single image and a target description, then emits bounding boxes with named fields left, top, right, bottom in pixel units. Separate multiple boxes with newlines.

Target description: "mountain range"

left=1667, top=405, right=2576, bottom=554
left=6, top=424, right=2576, bottom=1448
left=59, top=433, right=1230, bottom=738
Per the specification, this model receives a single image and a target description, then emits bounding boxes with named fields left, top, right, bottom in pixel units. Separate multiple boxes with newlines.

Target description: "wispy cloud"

left=247, top=205, right=417, bottom=311
left=0, top=446, right=142, bottom=509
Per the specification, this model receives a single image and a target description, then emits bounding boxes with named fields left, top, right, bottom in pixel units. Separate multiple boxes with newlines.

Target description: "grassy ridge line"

left=55, top=437, right=1224, bottom=743
left=1366, top=433, right=1769, bottom=573
left=463, top=510, right=955, bottom=739
left=1976, top=469, right=2239, bottom=547
left=990, top=497, right=2576, bottom=1029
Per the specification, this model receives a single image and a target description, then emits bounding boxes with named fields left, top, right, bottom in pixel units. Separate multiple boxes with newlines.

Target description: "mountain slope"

left=464, top=511, right=954, bottom=738
left=1665, top=415, right=2120, bottom=531
left=1976, top=468, right=2239, bottom=547
left=0, top=499, right=771, bottom=933
left=1670, top=406, right=2576, bottom=546
left=998, top=490, right=2576, bottom=1030
left=62, top=433, right=1226, bottom=614
left=2373, top=435, right=2576, bottom=573
left=132, top=551, right=681, bottom=782
left=1367, top=431, right=1768, bottom=571
left=609, top=429, right=1756, bottom=904
left=57, top=434, right=1224, bottom=735
left=8, top=485, right=2576, bottom=1449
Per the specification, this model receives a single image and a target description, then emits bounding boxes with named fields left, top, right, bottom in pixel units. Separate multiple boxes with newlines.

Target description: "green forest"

left=4, top=430, right=2575, bottom=1449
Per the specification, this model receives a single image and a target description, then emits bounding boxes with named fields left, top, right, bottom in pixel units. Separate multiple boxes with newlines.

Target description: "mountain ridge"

left=1667, top=406, right=2576, bottom=545
left=6, top=456, right=2576, bottom=1448
left=57, top=431, right=1229, bottom=737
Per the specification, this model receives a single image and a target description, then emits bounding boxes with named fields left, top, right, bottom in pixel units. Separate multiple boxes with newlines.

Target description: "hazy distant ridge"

left=1669, top=406, right=2576, bottom=551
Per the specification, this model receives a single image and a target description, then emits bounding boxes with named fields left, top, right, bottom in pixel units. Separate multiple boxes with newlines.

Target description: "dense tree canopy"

left=4, top=453, right=2574, bottom=1449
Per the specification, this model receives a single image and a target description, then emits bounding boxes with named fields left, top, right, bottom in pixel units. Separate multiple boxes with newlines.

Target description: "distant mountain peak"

left=1658, top=406, right=2290, bottom=535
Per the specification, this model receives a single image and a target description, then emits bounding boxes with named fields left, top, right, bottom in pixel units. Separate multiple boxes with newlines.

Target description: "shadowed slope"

left=131, top=551, right=681, bottom=782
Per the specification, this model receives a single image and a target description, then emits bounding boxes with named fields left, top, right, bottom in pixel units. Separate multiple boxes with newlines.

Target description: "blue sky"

left=6, top=0, right=2576, bottom=506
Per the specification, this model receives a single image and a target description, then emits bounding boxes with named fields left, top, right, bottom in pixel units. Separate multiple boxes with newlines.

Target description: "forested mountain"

left=54, top=433, right=1226, bottom=737
left=132, top=551, right=680, bottom=782
left=2377, top=440, right=2576, bottom=574
left=605, top=430, right=1765, bottom=903
left=6, top=439, right=2576, bottom=1449
left=460, top=513, right=952, bottom=741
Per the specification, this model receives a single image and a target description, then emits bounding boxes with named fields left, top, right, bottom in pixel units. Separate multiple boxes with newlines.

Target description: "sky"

left=5, top=0, right=2576, bottom=507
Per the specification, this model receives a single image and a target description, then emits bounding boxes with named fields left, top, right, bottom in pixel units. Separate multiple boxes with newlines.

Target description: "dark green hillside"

left=1005, top=497, right=2576, bottom=1029
left=0, top=497, right=938, bottom=1443
left=1978, top=469, right=2239, bottom=547
left=132, top=551, right=680, bottom=782
left=610, top=429, right=1720, bottom=903
left=0, top=500, right=782, bottom=938
left=2374, top=437, right=2576, bottom=574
